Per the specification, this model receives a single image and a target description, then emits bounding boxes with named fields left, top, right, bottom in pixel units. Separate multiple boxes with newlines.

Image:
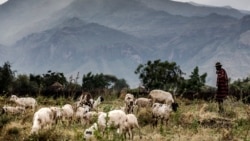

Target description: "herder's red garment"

left=216, top=68, right=228, bottom=101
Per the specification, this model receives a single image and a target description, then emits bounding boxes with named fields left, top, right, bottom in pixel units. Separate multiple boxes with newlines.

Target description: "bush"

left=24, top=128, right=69, bottom=141
left=0, top=114, right=12, bottom=130
left=0, top=126, right=20, bottom=141
left=137, top=107, right=152, bottom=126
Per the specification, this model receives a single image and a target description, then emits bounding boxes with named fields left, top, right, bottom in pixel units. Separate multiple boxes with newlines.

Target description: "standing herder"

left=215, top=62, right=229, bottom=113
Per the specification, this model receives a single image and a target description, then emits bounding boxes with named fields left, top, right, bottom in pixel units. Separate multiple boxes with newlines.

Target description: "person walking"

left=215, top=62, right=229, bottom=113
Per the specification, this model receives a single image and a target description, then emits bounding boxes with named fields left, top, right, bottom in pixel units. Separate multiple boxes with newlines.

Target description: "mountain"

left=136, top=0, right=245, bottom=18
left=11, top=17, right=149, bottom=86
left=1, top=0, right=250, bottom=88
left=0, top=0, right=74, bottom=45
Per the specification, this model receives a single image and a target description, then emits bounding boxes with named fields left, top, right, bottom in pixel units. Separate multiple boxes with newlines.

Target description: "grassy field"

left=0, top=94, right=249, bottom=141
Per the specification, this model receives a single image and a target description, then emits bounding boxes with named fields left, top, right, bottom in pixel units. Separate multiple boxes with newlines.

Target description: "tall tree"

left=135, top=59, right=184, bottom=91
left=42, top=70, right=67, bottom=87
left=82, top=72, right=129, bottom=93
left=186, top=66, right=207, bottom=93
left=0, top=62, right=15, bottom=94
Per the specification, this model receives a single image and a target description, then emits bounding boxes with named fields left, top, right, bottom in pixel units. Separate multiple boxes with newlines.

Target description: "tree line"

left=0, top=60, right=249, bottom=103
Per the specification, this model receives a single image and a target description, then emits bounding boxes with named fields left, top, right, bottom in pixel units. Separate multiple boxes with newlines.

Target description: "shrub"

left=0, top=114, right=12, bottom=130
left=7, top=127, right=19, bottom=135
left=24, top=128, right=69, bottom=141
left=137, top=107, right=152, bottom=126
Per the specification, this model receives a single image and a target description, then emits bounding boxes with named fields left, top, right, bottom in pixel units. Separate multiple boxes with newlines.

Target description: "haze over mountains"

left=0, top=0, right=250, bottom=88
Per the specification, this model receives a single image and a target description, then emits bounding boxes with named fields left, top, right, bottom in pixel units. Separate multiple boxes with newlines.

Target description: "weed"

left=0, top=114, right=12, bottom=130
left=24, top=128, right=68, bottom=141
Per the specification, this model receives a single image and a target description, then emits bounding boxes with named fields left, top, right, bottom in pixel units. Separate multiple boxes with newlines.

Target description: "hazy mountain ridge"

left=1, top=0, right=250, bottom=87
left=10, top=17, right=147, bottom=84
left=136, top=0, right=245, bottom=18
left=0, top=0, right=74, bottom=45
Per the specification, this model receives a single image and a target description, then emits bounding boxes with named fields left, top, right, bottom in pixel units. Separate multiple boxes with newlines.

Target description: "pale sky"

left=0, top=0, right=7, bottom=5
left=173, top=0, right=250, bottom=11
left=0, top=0, right=249, bottom=11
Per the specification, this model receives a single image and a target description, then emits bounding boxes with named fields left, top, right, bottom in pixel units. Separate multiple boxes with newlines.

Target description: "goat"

left=148, top=89, right=178, bottom=112
left=61, top=104, right=74, bottom=125
left=97, top=110, right=127, bottom=136
left=2, top=105, right=25, bottom=114
left=10, top=94, right=37, bottom=111
left=124, top=93, right=135, bottom=114
left=30, top=107, right=56, bottom=134
left=151, top=103, right=172, bottom=127
left=83, top=122, right=98, bottom=141
left=123, top=113, right=142, bottom=139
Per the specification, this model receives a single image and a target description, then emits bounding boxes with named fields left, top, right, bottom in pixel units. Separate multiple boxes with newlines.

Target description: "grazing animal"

left=30, top=107, right=56, bottom=134
left=83, top=122, right=98, bottom=141
left=82, top=111, right=101, bottom=126
left=134, top=97, right=152, bottom=109
left=151, top=103, right=172, bottom=127
left=2, top=105, right=25, bottom=114
left=124, top=93, right=135, bottom=114
left=148, top=89, right=179, bottom=112
left=61, top=104, right=74, bottom=125
left=75, top=105, right=91, bottom=125
left=49, top=106, right=63, bottom=124
left=75, top=95, right=104, bottom=112
left=75, top=93, right=105, bottom=111
left=97, top=110, right=127, bottom=135
left=123, top=114, right=142, bottom=139
left=92, top=96, right=104, bottom=111
left=10, top=95, right=37, bottom=111
left=81, top=92, right=93, bottom=108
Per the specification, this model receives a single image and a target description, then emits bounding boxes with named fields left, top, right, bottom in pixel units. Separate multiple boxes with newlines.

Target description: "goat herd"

left=1, top=89, right=179, bottom=140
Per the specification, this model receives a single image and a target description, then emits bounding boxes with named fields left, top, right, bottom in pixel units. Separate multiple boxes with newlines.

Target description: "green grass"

left=0, top=95, right=249, bottom=141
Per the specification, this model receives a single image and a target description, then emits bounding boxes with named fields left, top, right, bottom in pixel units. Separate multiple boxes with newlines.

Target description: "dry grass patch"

left=0, top=95, right=250, bottom=141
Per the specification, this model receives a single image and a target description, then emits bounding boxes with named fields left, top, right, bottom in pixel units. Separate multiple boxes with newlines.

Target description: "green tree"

left=135, top=59, right=184, bottom=91
left=0, top=62, right=15, bottom=94
left=29, top=74, right=44, bottom=95
left=12, top=74, right=39, bottom=95
left=112, top=78, right=129, bottom=91
left=13, top=74, right=29, bottom=93
left=42, top=70, right=67, bottom=87
left=230, top=77, right=250, bottom=102
left=82, top=72, right=104, bottom=92
left=186, top=66, right=207, bottom=93
left=82, top=72, right=129, bottom=93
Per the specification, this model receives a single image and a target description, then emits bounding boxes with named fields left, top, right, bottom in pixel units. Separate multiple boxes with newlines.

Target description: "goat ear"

left=79, top=94, right=84, bottom=101
left=100, top=96, right=104, bottom=102
left=51, top=109, right=57, bottom=120
left=1, top=108, right=5, bottom=114
left=172, top=103, right=179, bottom=112
left=38, top=118, right=42, bottom=124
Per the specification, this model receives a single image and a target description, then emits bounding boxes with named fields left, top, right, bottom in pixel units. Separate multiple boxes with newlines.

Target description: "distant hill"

left=136, top=0, right=245, bottom=18
left=0, top=0, right=250, bottom=88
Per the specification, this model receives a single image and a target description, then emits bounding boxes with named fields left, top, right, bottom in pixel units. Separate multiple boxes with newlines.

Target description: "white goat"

left=2, top=105, right=25, bottom=114
left=134, top=97, right=152, bottom=110
left=10, top=95, right=37, bottom=111
left=91, top=96, right=104, bottom=111
left=75, top=105, right=91, bottom=125
left=80, top=93, right=93, bottom=108
left=124, top=93, right=135, bottom=114
left=74, top=94, right=103, bottom=112
left=83, top=122, right=98, bottom=141
left=49, top=106, right=63, bottom=124
left=151, top=103, right=172, bottom=127
left=30, top=107, right=56, bottom=134
left=61, top=104, right=74, bottom=125
left=123, top=114, right=142, bottom=139
left=148, top=89, right=178, bottom=112
left=97, top=110, right=127, bottom=135
left=81, top=111, right=100, bottom=126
